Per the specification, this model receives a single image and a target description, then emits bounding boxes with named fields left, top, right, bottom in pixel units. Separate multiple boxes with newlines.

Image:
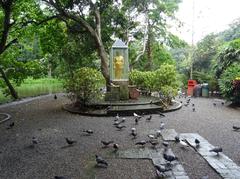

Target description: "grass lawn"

left=0, top=78, right=64, bottom=104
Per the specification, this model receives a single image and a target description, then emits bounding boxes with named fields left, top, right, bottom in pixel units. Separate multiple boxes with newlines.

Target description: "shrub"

left=130, top=64, right=179, bottom=103
left=154, top=64, right=178, bottom=103
left=219, top=63, right=240, bottom=103
left=64, top=67, right=104, bottom=107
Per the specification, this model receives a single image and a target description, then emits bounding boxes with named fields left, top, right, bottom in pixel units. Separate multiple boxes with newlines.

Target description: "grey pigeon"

left=54, top=176, right=66, bottom=179
left=175, top=136, right=180, bottom=143
left=95, top=155, right=108, bottom=167
left=192, top=107, right=195, bottom=112
left=114, top=113, right=120, bottom=121
left=65, top=138, right=76, bottom=145
left=114, top=119, right=125, bottom=126
left=163, top=153, right=178, bottom=163
left=32, top=137, right=38, bottom=145
left=209, top=147, right=222, bottom=155
left=159, top=113, right=165, bottom=117
left=135, top=117, right=139, bottom=125
left=149, top=139, right=159, bottom=148
left=162, top=141, right=169, bottom=148
left=146, top=115, right=152, bottom=121
left=156, top=130, right=161, bottom=137
left=131, top=131, right=137, bottom=139
left=160, top=122, right=165, bottom=130
left=135, top=140, right=147, bottom=147
left=233, top=125, right=240, bottom=131
left=116, top=124, right=126, bottom=130
left=101, top=140, right=114, bottom=147
left=6, top=122, right=14, bottom=129
left=83, top=129, right=93, bottom=135
left=195, top=138, right=200, bottom=147
left=154, top=164, right=171, bottom=173
left=113, top=143, right=119, bottom=150
left=192, top=103, right=195, bottom=107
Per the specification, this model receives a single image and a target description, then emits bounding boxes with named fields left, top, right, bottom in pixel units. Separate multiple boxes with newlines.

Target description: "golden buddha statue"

left=114, top=52, right=124, bottom=79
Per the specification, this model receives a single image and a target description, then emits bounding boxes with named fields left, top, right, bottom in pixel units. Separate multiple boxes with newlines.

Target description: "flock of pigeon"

left=4, top=94, right=240, bottom=179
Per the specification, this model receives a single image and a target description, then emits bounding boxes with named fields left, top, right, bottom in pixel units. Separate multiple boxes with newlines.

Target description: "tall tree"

left=42, top=0, right=123, bottom=86
left=0, top=0, right=18, bottom=99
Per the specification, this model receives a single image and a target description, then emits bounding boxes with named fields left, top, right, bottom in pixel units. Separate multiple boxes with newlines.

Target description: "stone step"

left=118, top=148, right=189, bottom=179
left=180, top=133, right=240, bottom=179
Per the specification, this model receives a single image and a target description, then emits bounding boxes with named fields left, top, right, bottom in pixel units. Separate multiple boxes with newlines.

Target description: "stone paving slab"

left=160, top=129, right=178, bottom=141
left=180, top=133, right=240, bottom=179
left=118, top=147, right=189, bottom=179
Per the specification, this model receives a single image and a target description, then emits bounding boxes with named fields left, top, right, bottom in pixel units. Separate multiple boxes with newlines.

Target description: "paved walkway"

left=0, top=94, right=239, bottom=179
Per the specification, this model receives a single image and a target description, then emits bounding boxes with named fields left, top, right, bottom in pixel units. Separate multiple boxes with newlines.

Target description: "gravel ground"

left=0, top=94, right=239, bottom=179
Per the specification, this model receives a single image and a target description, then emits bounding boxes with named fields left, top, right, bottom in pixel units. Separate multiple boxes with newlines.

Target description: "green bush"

left=154, top=64, right=178, bottom=103
left=130, top=64, right=179, bottom=103
left=219, top=63, right=240, bottom=103
left=65, top=67, right=104, bottom=106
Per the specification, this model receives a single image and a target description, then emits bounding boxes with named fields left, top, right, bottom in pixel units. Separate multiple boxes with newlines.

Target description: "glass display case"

left=110, top=39, right=129, bottom=81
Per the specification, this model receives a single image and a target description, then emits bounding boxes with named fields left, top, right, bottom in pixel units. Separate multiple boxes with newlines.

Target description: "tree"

left=128, top=0, right=181, bottom=70
left=215, top=38, right=240, bottom=78
left=42, top=0, right=122, bottom=87
left=0, top=0, right=18, bottom=99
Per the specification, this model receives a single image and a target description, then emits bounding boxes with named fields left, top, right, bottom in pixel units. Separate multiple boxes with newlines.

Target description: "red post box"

left=187, top=80, right=197, bottom=96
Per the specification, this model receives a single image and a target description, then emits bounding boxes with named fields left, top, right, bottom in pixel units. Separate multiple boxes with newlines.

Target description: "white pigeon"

left=133, top=112, right=141, bottom=118
left=160, top=122, right=165, bottom=130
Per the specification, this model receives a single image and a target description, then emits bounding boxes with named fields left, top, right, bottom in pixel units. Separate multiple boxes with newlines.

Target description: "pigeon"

left=192, top=108, right=195, bottom=112
left=114, top=119, right=125, bottom=126
left=209, top=147, right=222, bottom=155
left=156, top=130, right=161, bottom=137
left=159, top=113, right=165, bottom=117
left=32, top=137, right=38, bottom=145
left=162, top=141, right=169, bottom=148
left=116, top=124, right=126, bottom=130
left=101, top=140, right=114, bottom=147
left=149, top=139, right=159, bottom=148
left=131, top=131, right=137, bottom=139
left=175, top=136, right=180, bottom=143
left=54, top=176, right=66, bottom=179
left=233, top=125, right=240, bottom=131
left=192, top=103, right=195, bottom=107
left=65, top=138, right=76, bottom=145
left=95, top=155, right=108, bottom=167
left=113, top=143, right=119, bottom=151
left=160, top=122, right=165, bottom=130
left=54, top=94, right=57, bottom=100
left=154, top=164, right=171, bottom=173
left=147, top=134, right=156, bottom=140
left=163, top=153, right=178, bottom=163
left=195, top=138, right=200, bottom=147
left=6, top=122, right=14, bottom=129
left=115, top=113, right=120, bottom=121
left=146, top=115, right=152, bottom=121
left=213, top=103, right=216, bottom=106
left=133, top=112, right=141, bottom=118
left=135, top=140, right=147, bottom=147
left=83, top=129, right=94, bottom=135
left=135, top=117, right=139, bottom=125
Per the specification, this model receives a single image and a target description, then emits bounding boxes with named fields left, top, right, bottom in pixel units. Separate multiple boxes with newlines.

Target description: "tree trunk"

left=0, top=67, right=18, bottom=99
left=145, top=37, right=152, bottom=70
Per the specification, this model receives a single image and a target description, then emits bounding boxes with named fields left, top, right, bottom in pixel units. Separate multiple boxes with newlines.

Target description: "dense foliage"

left=130, top=64, right=178, bottom=103
left=219, top=64, right=240, bottom=103
left=65, top=67, right=104, bottom=107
